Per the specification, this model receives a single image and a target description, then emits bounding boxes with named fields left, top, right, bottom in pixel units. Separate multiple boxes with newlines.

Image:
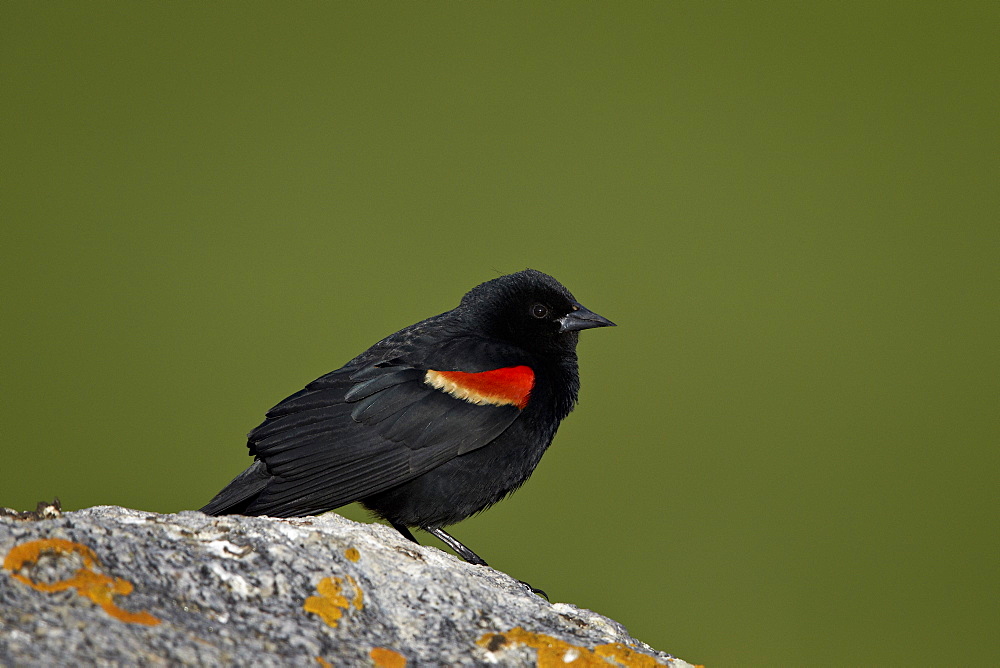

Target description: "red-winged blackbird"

left=201, top=269, right=614, bottom=581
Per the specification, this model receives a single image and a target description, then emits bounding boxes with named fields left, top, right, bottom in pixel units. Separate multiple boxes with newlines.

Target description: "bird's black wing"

left=206, top=336, right=532, bottom=518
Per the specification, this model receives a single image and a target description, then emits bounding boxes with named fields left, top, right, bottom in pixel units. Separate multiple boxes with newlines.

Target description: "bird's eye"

left=530, top=303, right=549, bottom=319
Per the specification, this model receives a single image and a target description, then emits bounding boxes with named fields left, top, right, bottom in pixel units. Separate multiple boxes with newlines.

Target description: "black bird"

left=201, top=269, right=614, bottom=582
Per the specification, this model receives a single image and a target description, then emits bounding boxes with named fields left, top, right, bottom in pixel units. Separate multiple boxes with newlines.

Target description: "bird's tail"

left=200, top=460, right=271, bottom=516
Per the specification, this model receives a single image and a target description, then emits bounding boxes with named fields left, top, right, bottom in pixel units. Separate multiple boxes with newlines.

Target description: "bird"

left=200, top=269, right=614, bottom=586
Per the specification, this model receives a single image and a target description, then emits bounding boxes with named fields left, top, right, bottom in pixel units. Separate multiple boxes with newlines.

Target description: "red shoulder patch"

left=424, top=366, right=534, bottom=409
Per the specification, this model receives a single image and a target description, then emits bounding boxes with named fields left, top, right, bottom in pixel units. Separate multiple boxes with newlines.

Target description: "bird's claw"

left=517, top=580, right=548, bottom=600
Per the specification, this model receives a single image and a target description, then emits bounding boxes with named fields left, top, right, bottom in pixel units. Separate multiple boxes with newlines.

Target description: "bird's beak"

left=558, top=303, right=617, bottom=333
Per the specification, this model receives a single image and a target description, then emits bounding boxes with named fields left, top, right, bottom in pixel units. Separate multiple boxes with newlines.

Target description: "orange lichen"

left=478, top=627, right=666, bottom=667
left=303, top=574, right=364, bottom=627
left=344, top=547, right=361, bottom=562
left=315, top=657, right=333, bottom=668
left=370, top=646, right=407, bottom=667
left=347, top=576, right=366, bottom=608
left=593, top=642, right=669, bottom=667
left=3, top=538, right=160, bottom=626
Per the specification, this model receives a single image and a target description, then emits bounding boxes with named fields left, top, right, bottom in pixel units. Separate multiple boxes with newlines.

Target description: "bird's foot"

left=517, top=580, right=548, bottom=600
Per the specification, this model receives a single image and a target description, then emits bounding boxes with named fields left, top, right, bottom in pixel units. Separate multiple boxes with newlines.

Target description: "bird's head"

left=459, top=269, right=615, bottom=355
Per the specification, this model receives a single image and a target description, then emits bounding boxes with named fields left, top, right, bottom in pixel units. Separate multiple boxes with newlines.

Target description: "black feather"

left=200, top=268, right=614, bottom=547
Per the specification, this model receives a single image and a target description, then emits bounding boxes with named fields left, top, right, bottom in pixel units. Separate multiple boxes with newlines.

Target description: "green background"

left=2, top=3, right=996, bottom=665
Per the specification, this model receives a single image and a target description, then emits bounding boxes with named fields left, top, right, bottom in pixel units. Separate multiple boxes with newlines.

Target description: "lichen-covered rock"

left=0, top=506, right=693, bottom=667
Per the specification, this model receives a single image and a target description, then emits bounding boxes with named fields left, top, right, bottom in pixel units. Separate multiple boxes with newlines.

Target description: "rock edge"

left=0, top=506, right=694, bottom=667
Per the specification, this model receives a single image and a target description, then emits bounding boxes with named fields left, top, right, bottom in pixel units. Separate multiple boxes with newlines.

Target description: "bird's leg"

left=391, top=522, right=419, bottom=544
left=392, top=522, right=489, bottom=566
left=423, top=526, right=548, bottom=599
left=424, top=527, right=489, bottom=566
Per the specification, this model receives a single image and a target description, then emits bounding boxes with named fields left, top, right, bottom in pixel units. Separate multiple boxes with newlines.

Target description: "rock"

left=1, top=506, right=694, bottom=667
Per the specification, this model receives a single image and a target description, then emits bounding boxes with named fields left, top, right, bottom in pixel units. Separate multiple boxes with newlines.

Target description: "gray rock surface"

left=0, top=506, right=694, bottom=667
